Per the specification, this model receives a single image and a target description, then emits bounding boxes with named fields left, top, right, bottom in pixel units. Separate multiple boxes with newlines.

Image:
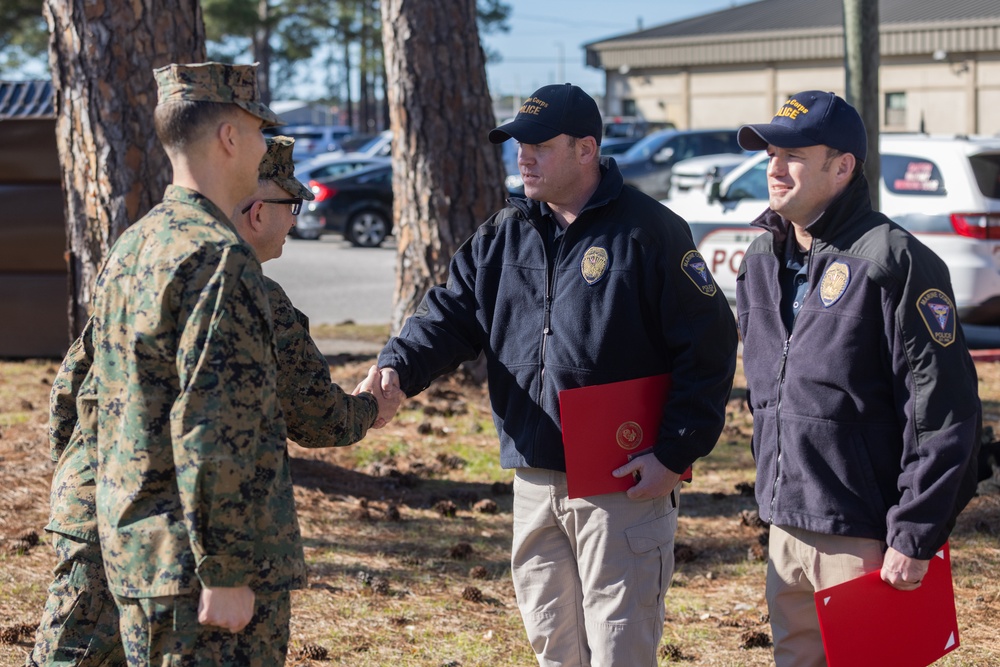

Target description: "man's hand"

left=198, top=586, right=255, bottom=633
left=880, top=547, right=930, bottom=591
left=354, top=365, right=402, bottom=428
left=613, top=453, right=680, bottom=500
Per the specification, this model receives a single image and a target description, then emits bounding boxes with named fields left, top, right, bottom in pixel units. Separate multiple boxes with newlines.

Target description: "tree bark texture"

left=381, top=0, right=506, bottom=335
left=843, top=0, right=880, bottom=210
left=43, top=0, right=206, bottom=339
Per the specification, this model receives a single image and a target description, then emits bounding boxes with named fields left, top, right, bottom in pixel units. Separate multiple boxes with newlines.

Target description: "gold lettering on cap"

left=518, top=96, right=549, bottom=116
left=773, top=97, right=810, bottom=120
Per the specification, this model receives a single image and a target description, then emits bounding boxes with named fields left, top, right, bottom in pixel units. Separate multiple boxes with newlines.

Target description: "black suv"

left=614, top=128, right=742, bottom=201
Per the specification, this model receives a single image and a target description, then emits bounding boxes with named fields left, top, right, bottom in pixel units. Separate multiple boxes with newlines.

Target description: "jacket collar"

left=751, top=173, right=873, bottom=249
left=508, top=156, right=625, bottom=220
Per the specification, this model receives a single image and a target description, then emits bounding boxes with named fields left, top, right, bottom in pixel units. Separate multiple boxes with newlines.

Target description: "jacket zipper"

left=769, top=335, right=791, bottom=522
left=768, top=237, right=815, bottom=522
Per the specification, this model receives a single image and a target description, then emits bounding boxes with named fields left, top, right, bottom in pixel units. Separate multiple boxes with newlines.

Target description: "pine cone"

left=434, top=500, right=457, bottom=518
left=469, top=565, right=489, bottom=580
left=371, top=577, right=390, bottom=596
left=449, top=542, right=474, bottom=560
left=7, top=538, right=33, bottom=555
left=18, top=531, right=39, bottom=547
left=739, top=630, right=772, bottom=650
left=461, top=586, right=483, bottom=602
left=297, top=642, right=329, bottom=660
left=473, top=499, right=498, bottom=514
left=0, top=626, right=20, bottom=644
left=356, top=570, right=374, bottom=587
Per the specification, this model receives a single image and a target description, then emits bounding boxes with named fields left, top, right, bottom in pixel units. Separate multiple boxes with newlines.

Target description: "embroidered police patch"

left=819, top=261, right=850, bottom=307
left=917, top=289, right=957, bottom=347
left=616, top=421, right=643, bottom=451
left=680, top=250, right=717, bottom=296
left=581, top=246, right=609, bottom=285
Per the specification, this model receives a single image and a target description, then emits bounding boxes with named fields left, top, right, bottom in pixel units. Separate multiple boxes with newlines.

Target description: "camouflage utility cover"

left=261, top=136, right=314, bottom=200
left=153, top=61, right=281, bottom=128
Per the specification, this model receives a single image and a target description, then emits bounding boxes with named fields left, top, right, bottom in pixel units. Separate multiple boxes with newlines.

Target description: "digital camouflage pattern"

left=260, top=136, right=314, bottom=201
left=115, top=590, right=290, bottom=667
left=265, top=276, right=378, bottom=445
left=153, top=62, right=281, bottom=128
left=48, top=319, right=93, bottom=464
left=30, top=279, right=375, bottom=664
left=90, top=184, right=305, bottom=597
left=27, top=531, right=124, bottom=667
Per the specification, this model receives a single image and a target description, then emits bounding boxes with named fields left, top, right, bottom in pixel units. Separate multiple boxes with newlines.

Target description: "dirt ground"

left=1, top=355, right=999, bottom=666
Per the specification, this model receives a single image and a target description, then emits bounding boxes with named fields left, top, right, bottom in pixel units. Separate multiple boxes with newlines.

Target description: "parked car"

left=668, top=134, right=1000, bottom=326
left=615, top=128, right=743, bottom=200
left=603, top=116, right=649, bottom=139
left=264, top=124, right=354, bottom=161
left=314, top=129, right=393, bottom=162
left=296, top=155, right=390, bottom=188
left=296, top=163, right=393, bottom=247
left=668, top=151, right=758, bottom=196
left=600, top=137, right=641, bottom=156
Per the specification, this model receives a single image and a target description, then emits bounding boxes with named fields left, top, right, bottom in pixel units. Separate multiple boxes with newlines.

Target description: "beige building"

left=585, top=0, right=1000, bottom=136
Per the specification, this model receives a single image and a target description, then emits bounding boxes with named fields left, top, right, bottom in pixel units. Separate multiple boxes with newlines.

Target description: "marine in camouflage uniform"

left=27, top=134, right=379, bottom=666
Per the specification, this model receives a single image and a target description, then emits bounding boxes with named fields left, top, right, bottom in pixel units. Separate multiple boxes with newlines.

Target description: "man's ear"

left=217, top=118, right=239, bottom=157
left=578, top=136, right=600, bottom=164
left=837, top=152, right=856, bottom=182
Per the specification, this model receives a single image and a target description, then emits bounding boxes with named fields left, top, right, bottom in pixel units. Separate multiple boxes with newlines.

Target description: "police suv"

left=667, top=134, right=1000, bottom=326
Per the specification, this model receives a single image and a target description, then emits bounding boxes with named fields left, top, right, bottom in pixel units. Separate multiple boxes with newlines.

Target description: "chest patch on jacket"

left=819, top=261, right=851, bottom=307
left=680, top=250, right=717, bottom=296
left=917, top=289, right=957, bottom=347
left=581, top=246, right=610, bottom=285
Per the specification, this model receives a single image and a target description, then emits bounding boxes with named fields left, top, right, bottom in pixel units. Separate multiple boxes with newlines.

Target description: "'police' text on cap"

left=737, top=90, right=867, bottom=163
left=489, top=83, right=602, bottom=146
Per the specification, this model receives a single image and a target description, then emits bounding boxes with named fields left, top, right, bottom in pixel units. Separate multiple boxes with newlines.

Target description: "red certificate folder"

left=814, top=542, right=959, bottom=667
left=559, top=373, right=689, bottom=499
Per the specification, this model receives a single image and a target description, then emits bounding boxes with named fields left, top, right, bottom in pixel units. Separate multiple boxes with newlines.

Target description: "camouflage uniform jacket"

left=46, top=319, right=98, bottom=541
left=44, top=279, right=378, bottom=549
left=90, top=184, right=306, bottom=598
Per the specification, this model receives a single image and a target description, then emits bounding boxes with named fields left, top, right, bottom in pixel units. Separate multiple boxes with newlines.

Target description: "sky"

left=481, top=0, right=748, bottom=101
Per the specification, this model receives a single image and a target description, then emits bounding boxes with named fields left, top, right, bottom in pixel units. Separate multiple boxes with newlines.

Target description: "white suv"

left=667, top=134, right=1000, bottom=325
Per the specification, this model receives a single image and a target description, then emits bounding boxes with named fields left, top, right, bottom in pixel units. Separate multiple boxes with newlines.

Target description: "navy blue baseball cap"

left=738, top=90, right=867, bottom=163
left=489, top=83, right=602, bottom=145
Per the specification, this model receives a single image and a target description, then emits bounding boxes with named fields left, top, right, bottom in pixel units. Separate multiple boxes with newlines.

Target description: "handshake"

left=353, top=365, right=404, bottom=429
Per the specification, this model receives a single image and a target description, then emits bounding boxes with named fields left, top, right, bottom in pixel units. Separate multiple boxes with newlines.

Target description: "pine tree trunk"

left=381, top=0, right=506, bottom=336
left=43, top=0, right=205, bottom=339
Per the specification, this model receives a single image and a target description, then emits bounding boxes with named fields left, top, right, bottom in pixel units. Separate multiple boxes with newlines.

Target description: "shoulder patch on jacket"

left=680, top=250, right=717, bottom=296
left=581, top=246, right=610, bottom=285
left=917, top=289, right=957, bottom=347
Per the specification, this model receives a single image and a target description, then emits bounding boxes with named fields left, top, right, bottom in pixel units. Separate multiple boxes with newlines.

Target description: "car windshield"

left=621, top=132, right=673, bottom=161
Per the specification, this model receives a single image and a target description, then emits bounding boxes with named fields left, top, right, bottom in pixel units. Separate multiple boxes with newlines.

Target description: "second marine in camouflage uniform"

left=27, top=135, right=379, bottom=665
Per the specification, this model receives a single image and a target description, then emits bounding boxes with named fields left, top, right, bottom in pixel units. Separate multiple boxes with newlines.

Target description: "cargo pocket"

left=625, top=510, right=678, bottom=608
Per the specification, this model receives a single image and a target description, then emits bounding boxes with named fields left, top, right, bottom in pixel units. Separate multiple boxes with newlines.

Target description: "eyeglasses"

left=241, top=198, right=303, bottom=216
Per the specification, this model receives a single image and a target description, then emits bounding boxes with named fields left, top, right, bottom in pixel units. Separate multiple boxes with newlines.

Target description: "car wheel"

left=346, top=210, right=389, bottom=247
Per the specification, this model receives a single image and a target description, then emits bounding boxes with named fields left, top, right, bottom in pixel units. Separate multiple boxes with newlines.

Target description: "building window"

left=885, top=92, right=906, bottom=128
left=621, top=99, right=637, bottom=117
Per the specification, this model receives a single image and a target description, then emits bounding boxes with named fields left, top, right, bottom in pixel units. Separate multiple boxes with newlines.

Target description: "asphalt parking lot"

left=263, top=235, right=396, bottom=326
